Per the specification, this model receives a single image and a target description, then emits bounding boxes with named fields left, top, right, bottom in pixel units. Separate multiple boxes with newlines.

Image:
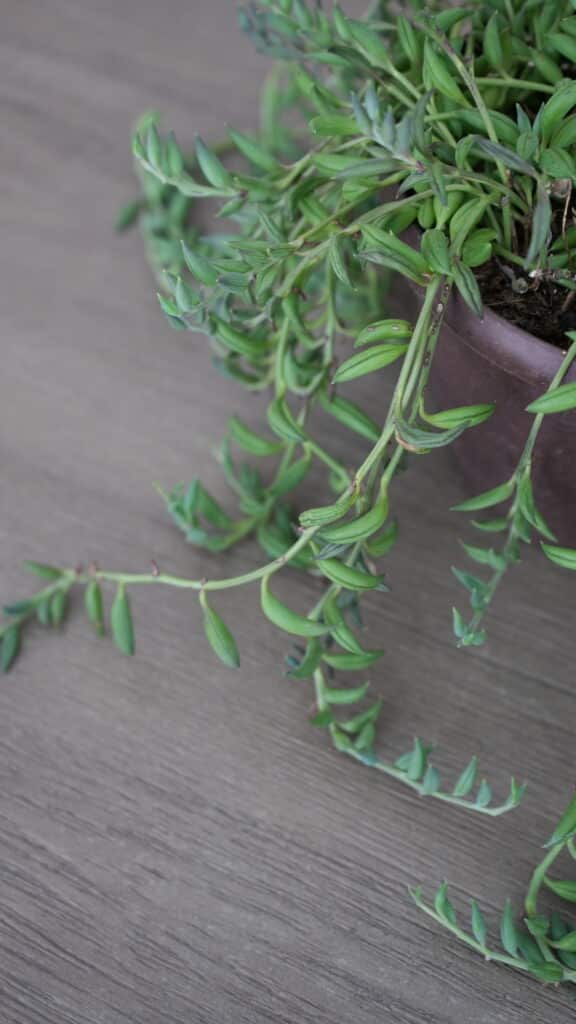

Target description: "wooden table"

left=2, top=2, right=575, bottom=1020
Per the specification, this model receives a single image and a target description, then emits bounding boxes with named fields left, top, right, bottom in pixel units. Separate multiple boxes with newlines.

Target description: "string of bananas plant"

left=4, top=0, right=576, bottom=985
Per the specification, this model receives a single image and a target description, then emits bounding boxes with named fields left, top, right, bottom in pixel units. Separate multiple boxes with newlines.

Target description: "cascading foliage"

left=415, top=790, right=576, bottom=985
left=5, top=0, right=576, bottom=985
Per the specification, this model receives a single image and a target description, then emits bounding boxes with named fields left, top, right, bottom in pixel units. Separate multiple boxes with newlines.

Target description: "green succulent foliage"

left=110, top=584, right=135, bottom=656
left=5, top=0, right=576, bottom=985
left=413, top=791, right=576, bottom=986
left=1, top=563, right=74, bottom=671
left=7, top=0, right=576, bottom=784
left=200, top=591, right=241, bottom=668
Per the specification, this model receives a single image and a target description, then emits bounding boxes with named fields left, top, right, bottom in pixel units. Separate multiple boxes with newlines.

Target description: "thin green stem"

left=306, top=441, right=351, bottom=487
left=378, top=443, right=403, bottom=490
left=355, top=736, right=522, bottom=813
left=462, top=337, right=576, bottom=639
left=277, top=149, right=318, bottom=190
left=275, top=318, right=291, bottom=397
left=82, top=527, right=315, bottom=593
left=394, top=278, right=442, bottom=411
left=376, top=52, right=422, bottom=104
left=525, top=843, right=565, bottom=918
left=428, top=95, right=459, bottom=150
left=474, top=77, right=554, bottom=94
left=400, top=278, right=449, bottom=416
left=493, top=245, right=526, bottom=268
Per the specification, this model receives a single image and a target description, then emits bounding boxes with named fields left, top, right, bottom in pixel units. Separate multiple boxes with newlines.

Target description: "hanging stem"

left=461, top=338, right=576, bottom=639
left=37, top=279, right=444, bottom=602
left=525, top=843, right=565, bottom=918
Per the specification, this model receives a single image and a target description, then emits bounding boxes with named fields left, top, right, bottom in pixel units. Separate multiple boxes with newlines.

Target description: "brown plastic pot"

left=393, top=270, right=576, bottom=545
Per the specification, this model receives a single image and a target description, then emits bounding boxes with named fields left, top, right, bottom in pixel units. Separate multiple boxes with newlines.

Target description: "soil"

left=477, top=259, right=576, bottom=350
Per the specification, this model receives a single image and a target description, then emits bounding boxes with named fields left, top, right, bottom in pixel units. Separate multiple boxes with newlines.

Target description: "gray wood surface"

left=2, top=2, right=576, bottom=1021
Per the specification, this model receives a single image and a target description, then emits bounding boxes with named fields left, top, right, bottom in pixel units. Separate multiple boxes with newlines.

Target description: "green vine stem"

left=413, top=791, right=576, bottom=986
left=452, top=336, right=576, bottom=645
left=524, top=845, right=565, bottom=919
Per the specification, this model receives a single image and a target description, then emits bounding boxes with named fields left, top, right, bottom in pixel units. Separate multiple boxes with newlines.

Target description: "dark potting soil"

left=477, top=259, right=576, bottom=350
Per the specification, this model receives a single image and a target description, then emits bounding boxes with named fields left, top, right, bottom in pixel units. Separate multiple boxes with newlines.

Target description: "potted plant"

left=4, top=0, right=576, bottom=987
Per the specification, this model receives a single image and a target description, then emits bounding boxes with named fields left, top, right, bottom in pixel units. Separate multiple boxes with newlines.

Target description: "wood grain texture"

left=1, top=2, right=576, bottom=1021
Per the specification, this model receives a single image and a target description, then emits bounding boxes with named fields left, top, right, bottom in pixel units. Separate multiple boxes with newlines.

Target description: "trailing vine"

left=413, top=791, right=576, bottom=985
left=5, top=0, right=576, bottom=984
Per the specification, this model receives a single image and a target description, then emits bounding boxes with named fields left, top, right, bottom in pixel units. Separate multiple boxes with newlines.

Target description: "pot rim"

left=402, top=227, right=576, bottom=388
left=444, top=288, right=575, bottom=388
